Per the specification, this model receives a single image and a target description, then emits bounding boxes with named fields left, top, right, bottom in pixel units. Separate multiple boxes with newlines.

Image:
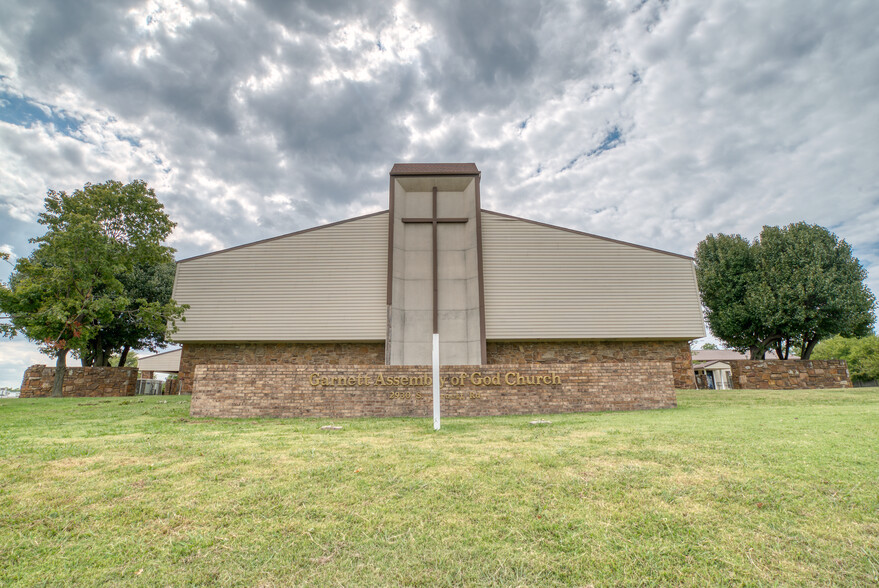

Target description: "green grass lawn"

left=0, top=389, right=877, bottom=587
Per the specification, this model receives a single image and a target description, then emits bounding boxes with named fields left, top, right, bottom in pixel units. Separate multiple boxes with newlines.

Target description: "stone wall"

left=19, top=366, right=137, bottom=398
left=729, top=360, right=852, bottom=390
left=178, top=342, right=386, bottom=394
left=190, top=361, right=676, bottom=418
left=487, top=340, right=696, bottom=389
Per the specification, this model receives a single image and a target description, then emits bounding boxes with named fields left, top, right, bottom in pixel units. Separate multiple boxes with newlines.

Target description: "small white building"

left=691, top=349, right=799, bottom=389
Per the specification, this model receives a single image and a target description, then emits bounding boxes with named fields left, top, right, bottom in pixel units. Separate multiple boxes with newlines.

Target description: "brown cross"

left=401, top=186, right=468, bottom=334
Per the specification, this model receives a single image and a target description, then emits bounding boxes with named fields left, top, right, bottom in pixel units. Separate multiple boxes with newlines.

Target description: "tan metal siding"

left=138, top=349, right=182, bottom=372
left=482, top=212, right=705, bottom=339
left=172, top=213, right=388, bottom=341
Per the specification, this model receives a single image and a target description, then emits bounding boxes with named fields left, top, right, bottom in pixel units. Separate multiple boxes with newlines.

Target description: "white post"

left=432, top=332, right=441, bottom=430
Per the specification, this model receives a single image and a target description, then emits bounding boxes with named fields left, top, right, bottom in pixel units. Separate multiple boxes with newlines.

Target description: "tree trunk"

left=119, top=345, right=130, bottom=367
left=93, top=332, right=106, bottom=366
left=801, top=338, right=818, bottom=360
left=773, top=341, right=784, bottom=360
left=752, top=335, right=783, bottom=360
left=81, top=346, right=93, bottom=367
left=774, top=338, right=791, bottom=360
left=52, top=348, right=68, bottom=398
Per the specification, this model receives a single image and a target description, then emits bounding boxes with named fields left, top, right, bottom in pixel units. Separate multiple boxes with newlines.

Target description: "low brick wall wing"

left=178, top=342, right=387, bottom=395
left=487, top=340, right=696, bottom=390
left=729, top=360, right=852, bottom=390
left=19, top=366, right=138, bottom=398
left=191, top=362, right=676, bottom=418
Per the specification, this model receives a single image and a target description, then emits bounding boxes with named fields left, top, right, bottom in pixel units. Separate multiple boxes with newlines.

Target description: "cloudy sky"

left=1, top=0, right=877, bottom=386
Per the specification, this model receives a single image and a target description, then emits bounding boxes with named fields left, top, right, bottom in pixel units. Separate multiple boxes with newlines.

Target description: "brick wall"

left=487, top=340, right=696, bottom=389
left=19, top=366, right=137, bottom=398
left=190, top=361, right=676, bottom=418
left=729, top=360, right=852, bottom=390
left=178, top=342, right=386, bottom=394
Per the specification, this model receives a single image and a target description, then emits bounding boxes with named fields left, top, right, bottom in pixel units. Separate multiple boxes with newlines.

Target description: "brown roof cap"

left=390, top=163, right=479, bottom=176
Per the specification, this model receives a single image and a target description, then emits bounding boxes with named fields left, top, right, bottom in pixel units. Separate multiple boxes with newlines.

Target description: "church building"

left=171, top=163, right=704, bottom=416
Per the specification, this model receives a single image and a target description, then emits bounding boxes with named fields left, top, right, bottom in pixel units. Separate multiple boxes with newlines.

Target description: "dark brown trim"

left=402, top=218, right=468, bottom=223
left=485, top=337, right=699, bottom=343
left=391, top=173, right=481, bottom=177
left=386, top=175, right=395, bottom=306
left=177, top=210, right=389, bottom=264
left=481, top=210, right=695, bottom=261
left=474, top=174, right=487, bottom=364
left=390, top=163, right=479, bottom=176
left=173, top=339, right=387, bottom=344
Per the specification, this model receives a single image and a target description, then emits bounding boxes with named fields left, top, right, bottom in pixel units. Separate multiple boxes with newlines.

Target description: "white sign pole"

left=432, top=332, right=441, bottom=430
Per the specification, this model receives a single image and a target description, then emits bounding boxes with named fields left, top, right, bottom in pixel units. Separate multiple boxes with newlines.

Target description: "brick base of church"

left=178, top=342, right=386, bottom=394
left=179, top=339, right=695, bottom=399
left=190, top=361, right=676, bottom=418
left=185, top=340, right=687, bottom=418
left=486, top=340, right=695, bottom=389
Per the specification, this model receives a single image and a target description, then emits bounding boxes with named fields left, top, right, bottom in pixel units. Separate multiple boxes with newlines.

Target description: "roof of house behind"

left=138, top=348, right=182, bottom=372
left=692, top=349, right=747, bottom=362
left=692, top=349, right=797, bottom=362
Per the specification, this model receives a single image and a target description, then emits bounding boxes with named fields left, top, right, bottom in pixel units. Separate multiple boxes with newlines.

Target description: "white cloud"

left=0, top=0, right=875, bottom=357
left=0, top=340, right=52, bottom=388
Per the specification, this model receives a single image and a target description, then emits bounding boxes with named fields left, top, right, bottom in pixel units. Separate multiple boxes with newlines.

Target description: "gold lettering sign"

left=308, top=371, right=561, bottom=388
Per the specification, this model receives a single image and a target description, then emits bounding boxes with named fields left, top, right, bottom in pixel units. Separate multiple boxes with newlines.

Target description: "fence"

left=136, top=379, right=182, bottom=395
left=853, top=379, right=878, bottom=388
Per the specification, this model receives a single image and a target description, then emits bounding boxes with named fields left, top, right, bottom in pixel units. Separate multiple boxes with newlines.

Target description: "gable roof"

left=177, top=210, right=388, bottom=264
left=482, top=210, right=694, bottom=260
left=692, top=349, right=748, bottom=362
left=692, top=349, right=798, bottom=361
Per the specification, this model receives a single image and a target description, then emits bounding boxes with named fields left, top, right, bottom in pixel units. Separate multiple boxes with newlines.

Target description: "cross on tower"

left=401, top=186, right=468, bottom=334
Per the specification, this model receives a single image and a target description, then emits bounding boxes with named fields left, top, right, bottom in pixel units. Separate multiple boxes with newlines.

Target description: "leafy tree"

left=695, top=233, right=778, bottom=358
left=0, top=180, right=184, bottom=396
left=108, top=353, right=139, bottom=368
left=695, top=222, right=875, bottom=359
left=812, top=335, right=879, bottom=383
left=77, top=260, right=181, bottom=367
left=700, top=343, right=719, bottom=350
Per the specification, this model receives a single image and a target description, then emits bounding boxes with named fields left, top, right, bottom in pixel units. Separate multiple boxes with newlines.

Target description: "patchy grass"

left=0, top=389, right=877, bottom=586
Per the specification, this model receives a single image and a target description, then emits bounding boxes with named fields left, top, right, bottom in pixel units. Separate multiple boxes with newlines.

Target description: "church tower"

left=386, top=163, right=487, bottom=365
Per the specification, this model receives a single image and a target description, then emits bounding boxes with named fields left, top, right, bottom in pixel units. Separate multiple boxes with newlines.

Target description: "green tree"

left=812, top=335, right=879, bottom=383
left=77, top=260, right=182, bottom=367
left=695, top=233, right=779, bottom=358
left=700, top=343, right=719, bottom=350
left=108, top=353, right=139, bottom=368
left=695, top=222, right=875, bottom=359
left=0, top=180, right=184, bottom=396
